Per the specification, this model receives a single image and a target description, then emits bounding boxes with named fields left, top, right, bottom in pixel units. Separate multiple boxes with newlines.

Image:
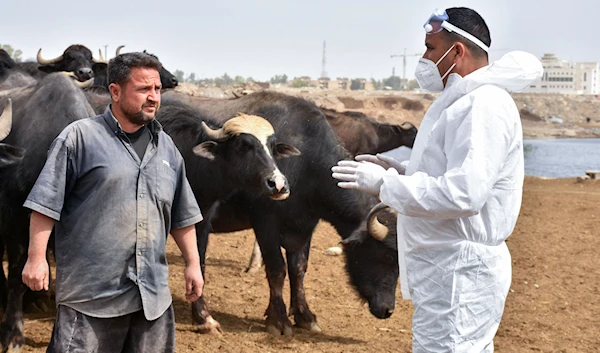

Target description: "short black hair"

left=443, top=7, right=491, bottom=59
left=108, top=52, right=162, bottom=86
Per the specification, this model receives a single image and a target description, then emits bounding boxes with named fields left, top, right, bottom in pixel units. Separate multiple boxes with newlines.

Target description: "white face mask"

left=414, top=44, right=456, bottom=92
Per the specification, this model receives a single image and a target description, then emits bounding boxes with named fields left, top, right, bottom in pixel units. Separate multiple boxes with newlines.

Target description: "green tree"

left=291, top=78, right=308, bottom=88
left=406, top=79, right=419, bottom=90
left=270, top=74, right=288, bottom=84
left=350, top=79, right=363, bottom=90
left=174, top=70, right=185, bottom=83
left=234, top=75, right=245, bottom=84
left=0, top=44, right=23, bottom=62
left=370, top=78, right=383, bottom=90
left=187, top=72, right=196, bottom=84
left=246, top=77, right=255, bottom=83
left=221, top=73, right=234, bottom=86
left=383, top=75, right=402, bottom=90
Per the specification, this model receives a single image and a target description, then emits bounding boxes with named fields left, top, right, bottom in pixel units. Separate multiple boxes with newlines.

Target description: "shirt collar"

left=103, top=105, right=163, bottom=140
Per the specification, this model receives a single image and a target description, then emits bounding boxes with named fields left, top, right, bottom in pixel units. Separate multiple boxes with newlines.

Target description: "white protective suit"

left=379, top=51, right=543, bottom=352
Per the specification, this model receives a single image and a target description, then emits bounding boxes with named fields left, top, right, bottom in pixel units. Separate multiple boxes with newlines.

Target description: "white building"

left=525, top=54, right=600, bottom=95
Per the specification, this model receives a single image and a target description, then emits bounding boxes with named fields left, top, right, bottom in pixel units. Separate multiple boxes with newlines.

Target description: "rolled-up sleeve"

left=23, top=134, right=74, bottom=221
left=170, top=153, right=203, bottom=230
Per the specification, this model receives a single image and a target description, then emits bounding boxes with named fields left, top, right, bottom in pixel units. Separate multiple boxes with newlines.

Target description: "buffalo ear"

left=340, top=229, right=368, bottom=247
left=0, top=144, right=25, bottom=167
left=192, top=141, right=218, bottom=160
left=274, top=143, right=301, bottom=159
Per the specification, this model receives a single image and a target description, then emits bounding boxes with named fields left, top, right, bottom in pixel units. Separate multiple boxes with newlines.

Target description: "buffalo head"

left=372, top=121, right=418, bottom=153
left=0, top=50, right=17, bottom=79
left=342, top=202, right=399, bottom=319
left=37, top=44, right=106, bottom=82
left=109, top=47, right=177, bottom=89
left=193, top=113, right=300, bottom=200
left=143, top=50, right=178, bottom=88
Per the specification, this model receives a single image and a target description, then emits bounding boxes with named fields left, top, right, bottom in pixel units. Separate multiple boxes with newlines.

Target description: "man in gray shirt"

left=21, top=52, right=204, bottom=352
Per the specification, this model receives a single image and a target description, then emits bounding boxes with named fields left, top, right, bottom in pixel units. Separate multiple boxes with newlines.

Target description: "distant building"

left=526, top=53, right=600, bottom=95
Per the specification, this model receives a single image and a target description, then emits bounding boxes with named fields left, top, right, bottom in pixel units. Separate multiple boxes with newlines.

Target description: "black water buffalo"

left=321, top=107, right=417, bottom=156
left=0, top=50, right=36, bottom=91
left=157, top=92, right=392, bottom=335
left=94, top=46, right=177, bottom=90
left=36, top=44, right=107, bottom=82
left=0, top=73, right=95, bottom=351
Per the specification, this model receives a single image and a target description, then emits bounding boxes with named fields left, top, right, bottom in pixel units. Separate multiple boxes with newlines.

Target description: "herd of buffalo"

left=0, top=44, right=417, bottom=351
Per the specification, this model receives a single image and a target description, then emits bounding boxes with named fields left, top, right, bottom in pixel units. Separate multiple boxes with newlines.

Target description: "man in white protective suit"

left=331, top=7, right=543, bottom=353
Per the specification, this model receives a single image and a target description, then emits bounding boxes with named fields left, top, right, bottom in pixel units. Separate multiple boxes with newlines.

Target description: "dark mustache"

left=143, top=102, right=157, bottom=108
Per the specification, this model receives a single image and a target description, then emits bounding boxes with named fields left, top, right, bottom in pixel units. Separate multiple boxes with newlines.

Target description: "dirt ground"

left=16, top=176, right=600, bottom=352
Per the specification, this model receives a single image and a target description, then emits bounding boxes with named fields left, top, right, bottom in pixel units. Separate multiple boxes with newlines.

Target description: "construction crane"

left=390, top=48, right=422, bottom=83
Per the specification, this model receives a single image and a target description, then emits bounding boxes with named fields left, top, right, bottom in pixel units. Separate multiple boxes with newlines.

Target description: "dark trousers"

left=47, top=304, right=175, bottom=353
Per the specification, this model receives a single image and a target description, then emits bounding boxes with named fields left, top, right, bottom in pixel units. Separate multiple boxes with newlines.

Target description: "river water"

left=523, top=138, right=600, bottom=178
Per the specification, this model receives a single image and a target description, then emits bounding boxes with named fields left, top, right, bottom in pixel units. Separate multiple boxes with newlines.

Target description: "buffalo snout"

left=76, top=67, right=94, bottom=81
left=266, top=173, right=290, bottom=200
left=369, top=303, right=394, bottom=319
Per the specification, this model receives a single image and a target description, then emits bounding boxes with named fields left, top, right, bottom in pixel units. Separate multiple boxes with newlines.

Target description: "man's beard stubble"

left=121, top=102, right=158, bottom=126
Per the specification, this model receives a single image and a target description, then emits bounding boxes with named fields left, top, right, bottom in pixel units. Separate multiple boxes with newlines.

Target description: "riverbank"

left=174, top=84, right=600, bottom=139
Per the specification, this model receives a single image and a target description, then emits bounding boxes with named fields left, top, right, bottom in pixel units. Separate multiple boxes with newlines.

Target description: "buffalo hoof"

left=266, top=323, right=293, bottom=336
left=196, top=316, right=222, bottom=336
left=296, top=321, right=322, bottom=333
left=244, top=264, right=262, bottom=274
left=0, top=325, right=23, bottom=353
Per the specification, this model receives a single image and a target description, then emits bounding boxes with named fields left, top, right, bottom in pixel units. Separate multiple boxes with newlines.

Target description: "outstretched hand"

left=355, top=154, right=406, bottom=175
left=331, top=160, right=386, bottom=195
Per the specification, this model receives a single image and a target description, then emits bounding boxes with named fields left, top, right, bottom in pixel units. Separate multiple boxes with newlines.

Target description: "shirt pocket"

left=157, top=161, right=177, bottom=205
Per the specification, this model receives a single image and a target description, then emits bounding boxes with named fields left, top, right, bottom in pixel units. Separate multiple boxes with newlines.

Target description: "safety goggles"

left=423, top=8, right=489, bottom=53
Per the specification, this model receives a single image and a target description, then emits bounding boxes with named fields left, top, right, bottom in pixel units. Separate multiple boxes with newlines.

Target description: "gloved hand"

left=331, top=160, right=387, bottom=195
left=355, top=154, right=406, bottom=175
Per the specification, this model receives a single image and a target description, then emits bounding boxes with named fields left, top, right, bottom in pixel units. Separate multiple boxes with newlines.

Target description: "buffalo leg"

left=0, top=218, right=27, bottom=352
left=287, top=238, right=321, bottom=332
left=253, top=221, right=292, bottom=336
left=191, top=218, right=221, bottom=335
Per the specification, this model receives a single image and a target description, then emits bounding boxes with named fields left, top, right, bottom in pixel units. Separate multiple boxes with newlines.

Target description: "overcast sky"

left=1, top=0, right=595, bottom=81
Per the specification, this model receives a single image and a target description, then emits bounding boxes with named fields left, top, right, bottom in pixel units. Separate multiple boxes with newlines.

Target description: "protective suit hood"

left=454, top=50, right=544, bottom=95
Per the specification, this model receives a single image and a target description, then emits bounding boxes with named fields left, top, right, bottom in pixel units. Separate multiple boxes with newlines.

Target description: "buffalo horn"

left=201, top=122, right=230, bottom=141
left=74, top=78, right=94, bottom=89
left=400, top=121, right=415, bottom=130
left=93, top=50, right=107, bottom=64
left=0, top=99, right=12, bottom=141
left=58, top=72, right=94, bottom=89
left=367, top=202, right=390, bottom=241
left=37, top=48, right=63, bottom=65
left=116, top=45, right=125, bottom=56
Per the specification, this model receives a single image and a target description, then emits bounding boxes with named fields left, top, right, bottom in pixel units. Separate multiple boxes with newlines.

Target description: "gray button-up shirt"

left=24, top=107, right=203, bottom=320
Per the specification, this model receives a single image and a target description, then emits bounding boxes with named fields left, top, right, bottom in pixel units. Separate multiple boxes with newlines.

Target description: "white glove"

left=355, top=154, right=406, bottom=175
left=331, top=160, right=387, bottom=195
